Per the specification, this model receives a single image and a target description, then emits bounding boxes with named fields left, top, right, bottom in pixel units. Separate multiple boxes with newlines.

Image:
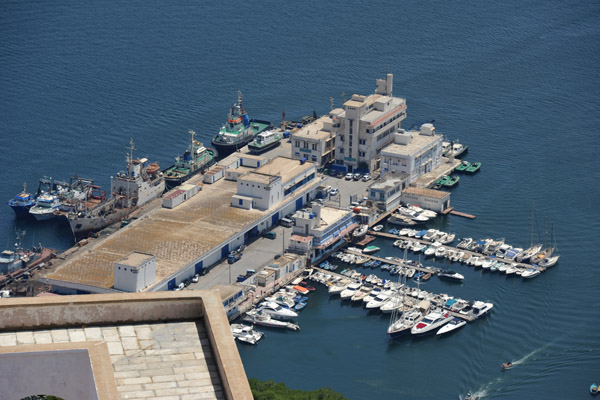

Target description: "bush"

left=249, top=378, right=348, bottom=400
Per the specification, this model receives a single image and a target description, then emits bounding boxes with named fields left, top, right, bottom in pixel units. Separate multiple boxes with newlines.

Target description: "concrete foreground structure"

left=0, top=290, right=251, bottom=400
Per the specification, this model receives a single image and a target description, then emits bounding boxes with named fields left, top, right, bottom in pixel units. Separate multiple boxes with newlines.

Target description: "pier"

left=367, top=231, right=546, bottom=272
left=311, top=266, right=476, bottom=322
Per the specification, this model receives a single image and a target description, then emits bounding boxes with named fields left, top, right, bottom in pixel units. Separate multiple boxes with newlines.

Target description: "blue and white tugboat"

left=7, top=183, right=36, bottom=217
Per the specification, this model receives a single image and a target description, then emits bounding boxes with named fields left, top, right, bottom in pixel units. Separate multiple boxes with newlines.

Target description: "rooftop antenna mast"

left=341, top=91, right=346, bottom=103
left=330, top=97, right=334, bottom=111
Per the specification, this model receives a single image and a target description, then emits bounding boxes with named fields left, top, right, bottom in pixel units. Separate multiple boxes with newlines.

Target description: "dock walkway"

left=369, top=231, right=545, bottom=272
left=312, top=267, right=475, bottom=322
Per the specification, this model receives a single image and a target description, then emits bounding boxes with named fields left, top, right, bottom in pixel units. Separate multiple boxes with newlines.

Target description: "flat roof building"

left=291, top=114, right=338, bottom=167
left=333, top=74, right=407, bottom=173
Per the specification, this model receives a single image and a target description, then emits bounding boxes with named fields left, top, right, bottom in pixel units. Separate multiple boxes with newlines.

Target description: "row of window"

left=294, top=140, right=318, bottom=151
left=367, top=109, right=405, bottom=134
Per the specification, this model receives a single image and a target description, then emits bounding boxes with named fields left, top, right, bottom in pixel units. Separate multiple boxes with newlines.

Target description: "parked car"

left=227, top=252, right=242, bottom=264
left=353, top=173, right=362, bottom=181
left=174, top=282, right=185, bottom=291
left=336, top=171, right=345, bottom=178
left=192, top=274, right=200, bottom=283
left=345, top=172, right=353, bottom=180
left=264, top=231, right=277, bottom=239
left=330, top=188, right=339, bottom=196
left=362, top=173, right=371, bottom=181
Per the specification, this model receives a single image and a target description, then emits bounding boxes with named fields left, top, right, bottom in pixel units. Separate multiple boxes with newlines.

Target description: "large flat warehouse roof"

left=45, top=160, right=322, bottom=291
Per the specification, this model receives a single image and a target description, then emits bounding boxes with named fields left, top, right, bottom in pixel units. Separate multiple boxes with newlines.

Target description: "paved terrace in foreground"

left=45, top=159, right=322, bottom=291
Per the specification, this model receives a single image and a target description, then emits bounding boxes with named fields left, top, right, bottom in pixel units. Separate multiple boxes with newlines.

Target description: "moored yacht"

left=436, top=317, right=467, bottom=336
left=340, top=282, right=362, bottom=300
left=411, top=310, right=453, bottom=336
left=256, top=301, right=298, bottom=320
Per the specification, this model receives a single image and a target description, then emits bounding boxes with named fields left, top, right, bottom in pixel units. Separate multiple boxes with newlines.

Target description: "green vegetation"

left=250, top=378, right=348, bottom=400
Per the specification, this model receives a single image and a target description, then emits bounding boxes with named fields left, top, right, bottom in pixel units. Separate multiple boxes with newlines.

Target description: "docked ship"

left=248, top=130, right=282, bottom=154
left=7, top=183, right=36, bottom=217
left=163, top=130, right=215, bottom=189
left=66, top=140, right=165, bottom=239
left=211, top=91, right=272, bottom=158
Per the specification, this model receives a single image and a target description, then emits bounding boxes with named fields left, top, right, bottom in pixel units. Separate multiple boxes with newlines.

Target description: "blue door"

left=195, top=260, right=203, bottom=274
left=272, top=213, right=280, bottom=225
left=168, top=278, right=176, bottom=290
left=221, top=244, right=230, bottom=259
left=296, top=198, right=303, bottom=210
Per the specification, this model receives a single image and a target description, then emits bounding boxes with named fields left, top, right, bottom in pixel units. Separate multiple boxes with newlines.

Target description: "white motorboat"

left=231, top=324, right=264, bottom=345
left=388, top=213, right=417, bottom=227
left=438, top=270, right=464, bottom=282
left=362, top=245, right=381, bottom=255
left=412, top=242, right=426, bottom=252
left=257, top=301, right=298, bottom=320
left=328, top=279, right=351, bottom=295
left=434, top=246, right=446, bottom=258
left=393, top=239, right=403, bottom=247
left=538, top=255, right=559, bottom=268
left=495, top=244, right=512, bottom=259
left=436, top=317, right=467, bottom=336
left=408, top=204, right=437, bottom=219
left=497, top=263, right=508, bottom=273
left=372, top=224, right=384, bottom=232
left=440, top=233, right=456, bottom=245
left=411, top=310, right=453, bottom=336
left=266, top=294, right=295, bottom=309
left=460, top=301, right=494, bottom=319
left=522, top=268, right=541, bottom=279
left=481, top=258, right=496, bottom=269
left=363, top=287, right=383, bottom=304
left=423, top=229, right=439, bottom=241
left=351, top=285, right=373, bottom=302
left=243, top=310, right=300, bottom=330
left=505, top=266, right=517, bottom=275
left=457, top=237, right=473, bottom=249
left=340, top=282, right=362, bottom=300
left=424, top=246, right=436, bottom=257
left=504, top=247, right=523, bottom=261
left=365, top=290, right=394, bottom=309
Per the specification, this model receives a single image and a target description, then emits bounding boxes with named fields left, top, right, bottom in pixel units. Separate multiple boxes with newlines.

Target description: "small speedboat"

left=501, top=362, right=513, bottom=370
left=438, top=270, right=464, bottom=282
left=372, top=224, right=383, bottom=232
left=521, top=268, right=541, bottom=279
left=436, top=317, right=466, bottom=336
left=362, top=245, right=380, bottom=255
left=590, top=383, right=599, bottom=396
left=464, top=392, right=480, bottom=400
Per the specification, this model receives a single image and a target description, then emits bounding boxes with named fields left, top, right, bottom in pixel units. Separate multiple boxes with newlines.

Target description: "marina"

left=0, top=1, right=595, bottom=396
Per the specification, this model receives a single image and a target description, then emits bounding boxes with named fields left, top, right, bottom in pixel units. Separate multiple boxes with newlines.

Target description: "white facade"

left=380, top=123, right=443, bottom=183
left=233, top=157, right=317, bottom=211
left=368, top=173, right=409, bottom=211
left=400, top=186, right=451, bottom=212
left=333, top=74, right=407, bottom=172
left=291, top=113, right=339, bottom=167
left=114, top=252, right=156, bottom=292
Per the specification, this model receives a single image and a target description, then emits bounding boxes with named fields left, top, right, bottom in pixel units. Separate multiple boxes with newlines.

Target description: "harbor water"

left=1, top=0, right=599, bottom=398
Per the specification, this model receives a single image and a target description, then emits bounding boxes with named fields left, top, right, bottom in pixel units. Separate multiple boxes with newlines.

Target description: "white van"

left=280, top=218, right=294, bottom=228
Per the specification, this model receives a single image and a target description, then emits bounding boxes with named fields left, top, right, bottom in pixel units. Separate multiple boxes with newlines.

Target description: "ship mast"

left=189, top=130, right=196, bottom=165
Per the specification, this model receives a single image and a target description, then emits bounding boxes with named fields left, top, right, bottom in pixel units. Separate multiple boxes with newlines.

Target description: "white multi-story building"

left=289, top=204, right=356, bottom=263
left=291, top=113, right=340, bottom=167
left=380, top=123, right=443, bottom=183
left=367, top=172, right=409, bottom=211
left=333, top=74, right=407, bottom=172
left=232, top=156, right=317, bottom=211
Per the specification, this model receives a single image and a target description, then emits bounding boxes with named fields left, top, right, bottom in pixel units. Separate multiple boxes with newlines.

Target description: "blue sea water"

left=1, top=0, right=599, bottom=398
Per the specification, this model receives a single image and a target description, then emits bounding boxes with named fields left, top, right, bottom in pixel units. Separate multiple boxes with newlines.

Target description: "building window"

left=339, top=148, right=344, bottom=154
left=294, top=140, right=300, bottom=147
left=311, top=155, right=317, bottom=162
left=312, top=143, right=317, bottom=151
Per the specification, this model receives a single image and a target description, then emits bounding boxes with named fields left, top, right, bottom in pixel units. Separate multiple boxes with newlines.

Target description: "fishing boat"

left=65, top=139, right=165, bottom=239
left=29, top=193, right=61, bottom=221
left=455, top=160, right=471, bottom=172
left=362, top=245, right=380, bottom=255
left=411, top=310, right=453, bottom=336
left=501, top=362, right=513, bottom=370
left=211, top=91, right=273, bottom=158
left=7, top=183, right=36, bottom=217
left=248, top=130, right=282, bottom=154
left=352, top=224, right=368, bottom=240
left=163, top=130, right=215, bottom=188
left=465, top=161, right=481, bottom=173
left=230, top=324, right=264, bottom=345
left=434, top=176, right=448, bottom=186
left=436, top=317, right=467, bottom=336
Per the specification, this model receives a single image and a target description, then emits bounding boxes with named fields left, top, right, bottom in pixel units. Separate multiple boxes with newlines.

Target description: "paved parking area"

left=187, top=225, right=295, bottom=289
left=322, top=173, right=376, bottom=208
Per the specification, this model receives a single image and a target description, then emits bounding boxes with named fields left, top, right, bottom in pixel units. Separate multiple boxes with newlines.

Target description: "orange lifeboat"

left=146, top=163, right=159, bottom=174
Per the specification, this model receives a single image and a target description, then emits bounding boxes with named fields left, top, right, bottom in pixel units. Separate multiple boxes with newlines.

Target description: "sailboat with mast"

left=515, top=203, right=543, bottom=263
left=531, top=220, right=560, bottom=268
left=387, top=250, right=425, bottom=338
